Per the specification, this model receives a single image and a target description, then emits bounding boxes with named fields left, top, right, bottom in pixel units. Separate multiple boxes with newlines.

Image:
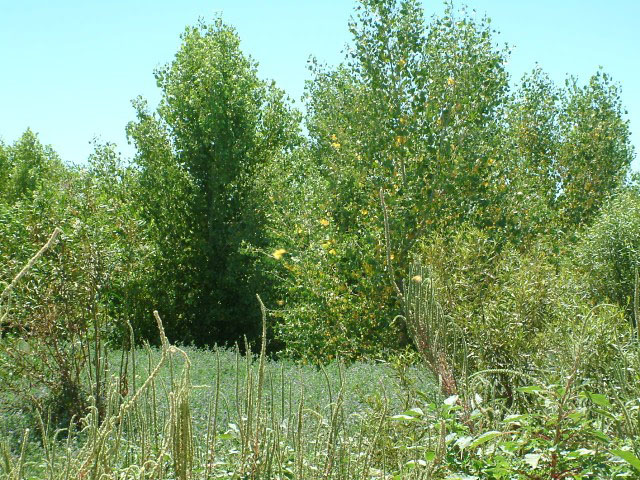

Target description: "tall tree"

left=261, top=0, right=633, bottom=360
left=556, top=71, right=633, bottom=227
left=505, top=69, right=633, bottom=237
left=257, top=0, right=512, bottom=360
left=306, top=0, right=510, bottom=259
left=127, top=19, right=300, bottom=345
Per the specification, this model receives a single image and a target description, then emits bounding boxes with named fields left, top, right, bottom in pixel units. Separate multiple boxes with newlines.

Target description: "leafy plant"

left=0, top=141, right=145, bottom=429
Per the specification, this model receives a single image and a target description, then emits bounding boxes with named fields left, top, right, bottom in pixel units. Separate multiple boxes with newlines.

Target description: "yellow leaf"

left=272, top=248, right=287, bottom=260
left=329, top=249, right=337, bottom=255
left=394, top=135, right=408, bottom=147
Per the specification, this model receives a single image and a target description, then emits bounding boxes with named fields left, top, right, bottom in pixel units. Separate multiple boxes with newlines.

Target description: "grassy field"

left=0, top=340, right=443, bottom=480
left=2, top=331, right=640, bottom=479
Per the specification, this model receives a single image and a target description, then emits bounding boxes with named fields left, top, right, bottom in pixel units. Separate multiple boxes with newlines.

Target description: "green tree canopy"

left=127, top=19, right=301, bottom=345
left=0, top=129, right=64, bottom=204
left=257, top=0, right=634, bottom=360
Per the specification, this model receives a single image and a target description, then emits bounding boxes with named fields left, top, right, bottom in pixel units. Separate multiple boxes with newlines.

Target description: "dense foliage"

left=1, top=0, right=639, bottom=476
left=3, top=1, right=633, bottom=357
left=126, top=20, right=301, bottom=345
left=255, top=0, right=633, bottom=361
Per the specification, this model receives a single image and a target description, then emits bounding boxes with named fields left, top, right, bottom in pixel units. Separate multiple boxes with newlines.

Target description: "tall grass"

left=0, top=307, right=440, bottom=479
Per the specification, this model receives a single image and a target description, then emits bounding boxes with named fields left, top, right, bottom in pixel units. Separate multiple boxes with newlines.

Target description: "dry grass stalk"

left=0, top=227, right=62, bottom=324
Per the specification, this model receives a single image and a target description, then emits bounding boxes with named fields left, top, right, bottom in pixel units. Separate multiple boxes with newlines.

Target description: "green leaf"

left=588, top=429, right=611, bottom=443
left=390, top=414, right=420, bottom=422
left=455, top=436, right=474, bottom=450
left=469, top=431, right=503, bottom=449
left=405, top=459, right=427, bottom=469
left=502, top=414, right=528, bottom=424
left=517, top=385, right=543, bottom=394
left=524, top=453, right=542, bottom=469
left=404, top=407, right=425, bottom=417
left=611, top=450, right=640, bottom=472
left=567, top=448, right=595, bottom=458
left=444, top=394, right=459, bottom=406
left=585, top=392, right=611, bottom=408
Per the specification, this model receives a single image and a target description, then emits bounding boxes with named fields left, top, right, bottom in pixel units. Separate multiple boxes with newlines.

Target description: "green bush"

left=574, top=187, right=640, bottom=322
left=414, top=225, right=630, bottom=400
left=249, top=151, right=405, bottom=361
left=0, top=141, right=147, bottom=428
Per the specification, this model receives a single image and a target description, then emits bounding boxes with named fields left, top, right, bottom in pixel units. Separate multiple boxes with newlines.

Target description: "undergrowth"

left=1, top=311, right=639, bottom=479
left=2, top=232, right=640, bottom=479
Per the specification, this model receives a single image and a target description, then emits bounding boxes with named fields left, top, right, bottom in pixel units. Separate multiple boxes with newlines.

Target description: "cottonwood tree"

left=0, top=129, right=64, bottom=204
left=127, top=19, right=300, bottom=345
left=263, top=0, right=511, bottom=359
left=503, top=68, right=633, bottom=245
left=262, top=0, right=633, bottom=361
left=556, top=71, right=633, bottom=227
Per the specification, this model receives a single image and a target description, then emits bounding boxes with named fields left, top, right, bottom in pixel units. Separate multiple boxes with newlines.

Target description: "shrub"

left=414, top=225, right=630, bottom=401
left=248, top=150, right=408, bottom=362
left=0, top=145, right=143, bottom=428
left=574, top=187, right=640, bottom=323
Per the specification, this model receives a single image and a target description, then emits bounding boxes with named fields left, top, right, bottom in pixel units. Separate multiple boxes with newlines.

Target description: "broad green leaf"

left=469, top=431, right=503, bottom=449
left=587, top=392, right=611, bottom=408
left=611, top=450, right=640, bottom=472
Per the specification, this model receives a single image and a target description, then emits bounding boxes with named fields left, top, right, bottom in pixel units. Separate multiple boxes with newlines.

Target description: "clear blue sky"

left=1, top=0, right=638, bottom=170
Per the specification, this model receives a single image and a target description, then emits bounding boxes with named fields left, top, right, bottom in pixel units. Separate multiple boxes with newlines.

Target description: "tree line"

left=1, top=0, right=636, bottom=368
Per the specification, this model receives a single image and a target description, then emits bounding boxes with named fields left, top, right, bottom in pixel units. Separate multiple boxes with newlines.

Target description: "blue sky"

left=1, top=0, right=638, bottom=170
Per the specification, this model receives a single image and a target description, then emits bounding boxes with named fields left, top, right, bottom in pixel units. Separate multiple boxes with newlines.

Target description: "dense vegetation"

left=1, top=0, right=639, bottom=477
